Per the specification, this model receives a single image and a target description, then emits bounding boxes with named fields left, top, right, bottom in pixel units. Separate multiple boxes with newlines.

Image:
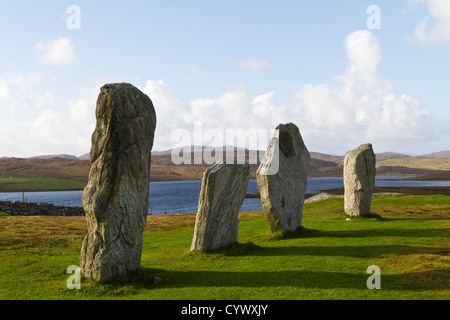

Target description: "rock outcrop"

left=304, top=192, right=334, bottom=204
left=343, top=143, right=376, bottom=216
left=256, top=123, right=310, bottom=232
left=191, top=161, right=250, bottom=251
left=80, top=83, right=156, bottom=281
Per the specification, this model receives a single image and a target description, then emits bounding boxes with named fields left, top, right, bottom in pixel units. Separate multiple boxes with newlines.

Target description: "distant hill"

left=28, top=154, right=79, bottom=160
left=77, top=153, right=90, bottom=160
left=309, top=152, right=344, bottom=165
left=376, top=156, right=450, bottom=171
left=416, top=150, right=450, bottom=159
left=375, top=152, right=412, bottom=161
left=0, top=147, right=448, bottom=189
left=0, top=157, right=91, bottom=182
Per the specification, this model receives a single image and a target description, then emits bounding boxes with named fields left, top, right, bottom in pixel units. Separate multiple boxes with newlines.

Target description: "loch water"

left=0, top=177, right=449, bottom=215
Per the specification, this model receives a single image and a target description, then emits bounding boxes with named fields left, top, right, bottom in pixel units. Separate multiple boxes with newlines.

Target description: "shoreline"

left=1, top=177, right=450, bottom=194
left=2, top=185, right=449, bottom=197
left=1, top=186, right=448, bottom=217
left=0, top=188, right=85, bottom=194
left=324, top=185, right=450, bottom=196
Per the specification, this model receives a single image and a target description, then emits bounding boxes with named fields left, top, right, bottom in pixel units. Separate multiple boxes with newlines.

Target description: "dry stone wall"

left=0, top=200, right=84, bottom=216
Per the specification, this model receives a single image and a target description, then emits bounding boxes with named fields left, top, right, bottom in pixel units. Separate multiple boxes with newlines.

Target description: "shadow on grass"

left=268, top=226, right=449, bottom=240
left=94, top=266, right=449, bottom=292
left=336, top=213, right=384, bottom=221
left=202, top=241, right=448, bottom=258
left=265, top=226, right=323, bottom=241
left=82, top=267, right=166, bottom=293
left=82, top=243, right=449, bottom=294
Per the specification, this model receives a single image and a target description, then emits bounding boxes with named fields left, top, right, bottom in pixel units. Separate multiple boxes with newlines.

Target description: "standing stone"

left=256, top=123, right=310, bottom=232
left=80, top=83, right=156, bottom=281
left=343, top=143, right=376, bottom=216
left=191, top=161, right=250, bottom=251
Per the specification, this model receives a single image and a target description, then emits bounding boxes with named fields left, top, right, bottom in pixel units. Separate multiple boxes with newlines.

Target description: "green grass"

left=0, top=194, right=448, bottom=300
left=0, top=176, right=86, bottom=192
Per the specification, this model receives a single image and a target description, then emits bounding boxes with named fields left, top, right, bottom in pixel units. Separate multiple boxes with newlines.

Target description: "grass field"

left=0, top=176, right=86, bottom=192
left=0, top=194, right=448, bottom=300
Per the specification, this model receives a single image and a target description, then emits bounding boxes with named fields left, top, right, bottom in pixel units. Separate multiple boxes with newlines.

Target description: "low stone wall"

left=0, top=200, right=85, bottom=216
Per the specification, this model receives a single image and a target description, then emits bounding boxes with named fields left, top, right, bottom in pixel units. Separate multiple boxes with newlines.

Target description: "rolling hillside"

left=0, top=147, right=448, bottom=191
left=376, top=156, right=450, bottom=170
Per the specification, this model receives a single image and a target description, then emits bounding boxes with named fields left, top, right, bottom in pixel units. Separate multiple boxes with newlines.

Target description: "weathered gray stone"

left=343, top=143, right=376, bottom=216
left=304, top=192, right=334, bottom=204
left=190, top=161, right=250, bottom=251
left=80, top=83, right=156, bottom=281
left=256, top=123, right=310, bottom=232
left=153, top=276, right=162, bottom=284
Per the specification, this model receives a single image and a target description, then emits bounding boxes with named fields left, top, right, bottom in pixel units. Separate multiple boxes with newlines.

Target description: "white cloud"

left=67, top=94, right=97, bottom=153
left=1, top=30, right=443, bottom=158
left=0, top=74, right=53, bottom=117
left=408, top=0, right=450, bottom=44
left=238, top=59, right=270, bottom=71
left=223, top=57, right=270, bottom=70
left=0, top=75, right=98, bottom=157
left=150, top=30, right=439, bottom=155
left=142, top=80, right=192, bottom=151
left=343, top=30, right=381, bottom=79
left=0, top=75, right=60, bottom=156
left=293, top=30, right=437, bottom=154
left=35, top=37, right=78, bottom=66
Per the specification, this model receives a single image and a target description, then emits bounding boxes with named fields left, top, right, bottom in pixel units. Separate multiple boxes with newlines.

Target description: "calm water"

left=0, top=177, right=449, bottom=215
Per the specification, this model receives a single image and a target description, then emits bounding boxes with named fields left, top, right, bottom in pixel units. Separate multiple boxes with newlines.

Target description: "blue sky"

left=0, top=0, right=449, bottom=157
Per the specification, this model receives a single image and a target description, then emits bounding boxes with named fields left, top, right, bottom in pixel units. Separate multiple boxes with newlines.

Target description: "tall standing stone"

left=80, top=83, right=156, bottom=281
left=191, top=161, right=250, bottom=251
left=343, top=143, right=376, bottom=216
left=256, top=123, right=310, bottom=232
